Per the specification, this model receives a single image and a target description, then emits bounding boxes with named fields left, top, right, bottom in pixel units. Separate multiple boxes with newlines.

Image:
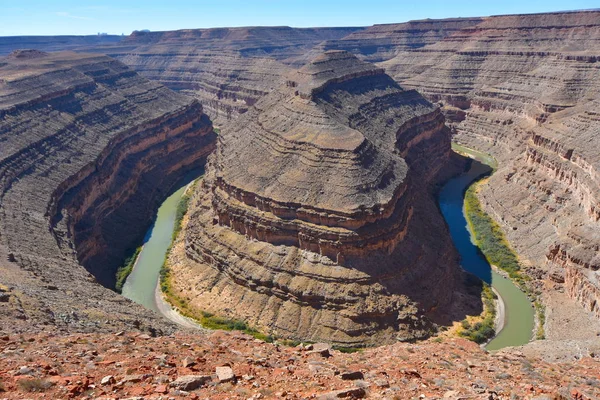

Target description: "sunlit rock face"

left=0, top=50, right=215, bottom=333
left=172, top=51, right=465, bottom=346
left=371, top=11, right=600, bottom=322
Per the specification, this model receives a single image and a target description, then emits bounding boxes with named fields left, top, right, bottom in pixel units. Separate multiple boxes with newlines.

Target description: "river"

left=123, top=148, right=534, bottom=350
left=438, top=145, right=534, bottom=350
left=121, top=184, right=188, bottom=312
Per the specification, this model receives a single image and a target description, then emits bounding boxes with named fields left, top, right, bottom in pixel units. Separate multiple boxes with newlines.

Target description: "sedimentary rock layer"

left=375, top=11, right=600, bottom=328
left=0, top=50, right=215, bottom=333
left=316, top=18, right=484, bottom=63
left=99, top=27, right=364, bottom=125
left=0, top=35, right=123, bottom=56
left=170, top=51, right=467, bottom=346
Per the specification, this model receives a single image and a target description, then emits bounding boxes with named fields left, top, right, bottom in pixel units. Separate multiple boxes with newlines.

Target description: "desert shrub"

left=458, top=284, right=496, bottom=344
left=535, top=301, right=546, bottom=340
left=17, top=378, right=52, bottom=393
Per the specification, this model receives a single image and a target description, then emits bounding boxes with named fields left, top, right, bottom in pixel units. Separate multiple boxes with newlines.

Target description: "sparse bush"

left=535, top=301, right=546, bottom=340
left=464, top=185, right=521, bottom=280
left=17, top=378, right=53, bottom=393
left=332, top=346, right=364, bottom=353
left=458, top=284, right=496, bottom=344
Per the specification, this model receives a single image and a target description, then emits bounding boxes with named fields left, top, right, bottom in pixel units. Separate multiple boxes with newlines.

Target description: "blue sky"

left=1, top=0, right=598, bottom=36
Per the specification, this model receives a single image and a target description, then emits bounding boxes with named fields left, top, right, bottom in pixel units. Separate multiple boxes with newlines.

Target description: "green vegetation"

left=457, top=143, right=543, bottom=346
left=159, top=182, right=194, bottom=295
left=535, top=301, right=546, bottom=340
left=464, top=184, right=530, bottom=289
left=115, top=246, right=142, bottom=293
left=172, top=189, right=192, bottom=241
left=458, top=284, right=497, bottom=344
left=332, top=345, right=364, bottom=353
left=158, top=180, right=275, bottom=343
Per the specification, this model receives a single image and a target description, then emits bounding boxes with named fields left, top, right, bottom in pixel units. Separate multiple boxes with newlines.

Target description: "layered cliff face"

left=0, top=35, right=123, bottom=56
left=98, top=27, right=363, bottom=125
left=0, top=50, right=215, bottom=333
left=373, top=11, right=600, bottom=333
left=315, top=18, right=484, bottom=63
left=167, top=51, right=472, bottom=346
left=114, top=50, right=291, bottom=125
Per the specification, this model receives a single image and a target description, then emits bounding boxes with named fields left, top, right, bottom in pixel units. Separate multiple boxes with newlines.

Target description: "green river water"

left=123, top=146, right=534, bottom=350
left=121, top=184, right=187, bottom=312
left=438, top=145, right=535, bottom=350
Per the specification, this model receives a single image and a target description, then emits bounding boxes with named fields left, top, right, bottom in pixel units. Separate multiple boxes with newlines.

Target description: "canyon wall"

left=103, top=27, right=363, bottom=125
left=0, top=35, right=123, bottom=56
left=0, top=50, right=215, bottom=333
left=372, top=11, right=600, bottom=332
left=167, top=51, right=476, bottom=346
left=1, top=10, right=599, bottom=341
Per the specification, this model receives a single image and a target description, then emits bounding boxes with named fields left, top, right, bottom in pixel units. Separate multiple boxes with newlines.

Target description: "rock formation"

left=0, top=35, right=123, bottom=56
left=315, top=18, right=484, bottom=63
left=372, top=11, right=600, bottom=334
left=1, top=8, right=600, bottom=351
left=167, top=51, right=470, bottom=346
left=0, top=50, right=215, bottom=333
left=99, top=27, right=363, bottom=125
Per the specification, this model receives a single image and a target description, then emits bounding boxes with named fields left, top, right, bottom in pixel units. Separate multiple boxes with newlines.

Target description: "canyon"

left=0, top=50, right=216, bottom=335
left=1, top=9, right=600, bottom=398
left=165, top=50, right=478, bottom=346
left=91, top=11, right=600, bottom=344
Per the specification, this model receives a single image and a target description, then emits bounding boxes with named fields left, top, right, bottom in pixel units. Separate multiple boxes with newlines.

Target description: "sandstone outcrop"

left=167, top=51, right=472, bottom=346
left=0, top=50, right=215, bottom=333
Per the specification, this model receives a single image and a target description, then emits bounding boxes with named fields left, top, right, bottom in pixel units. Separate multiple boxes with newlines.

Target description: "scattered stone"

left=374, top=379, right=390, bottom=388
left=403, top=369, right=421, bottom=378
left=121, top=374, right=144, bottom=383
left=182, top=357, right=197, bottom=368
left=16, top=366, right=33, bottom=375
left=215, top=366, right=235, bottom=383
left=154, top=384, right=169, bottom=394
left=170, top=375, right=211, bottom=391
left=317, top=387, right=366, bottom=399
left=443, top=390, right=462, bottom=399
left=100, top=375, right=115, bottom=385
left=341, top=371, right=364, bottom=380
left=308, top=343, right=332, bottom=358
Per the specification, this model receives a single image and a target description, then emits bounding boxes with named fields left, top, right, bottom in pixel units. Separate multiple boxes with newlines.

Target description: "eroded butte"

left=166, top=51, right=478, bottom=346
